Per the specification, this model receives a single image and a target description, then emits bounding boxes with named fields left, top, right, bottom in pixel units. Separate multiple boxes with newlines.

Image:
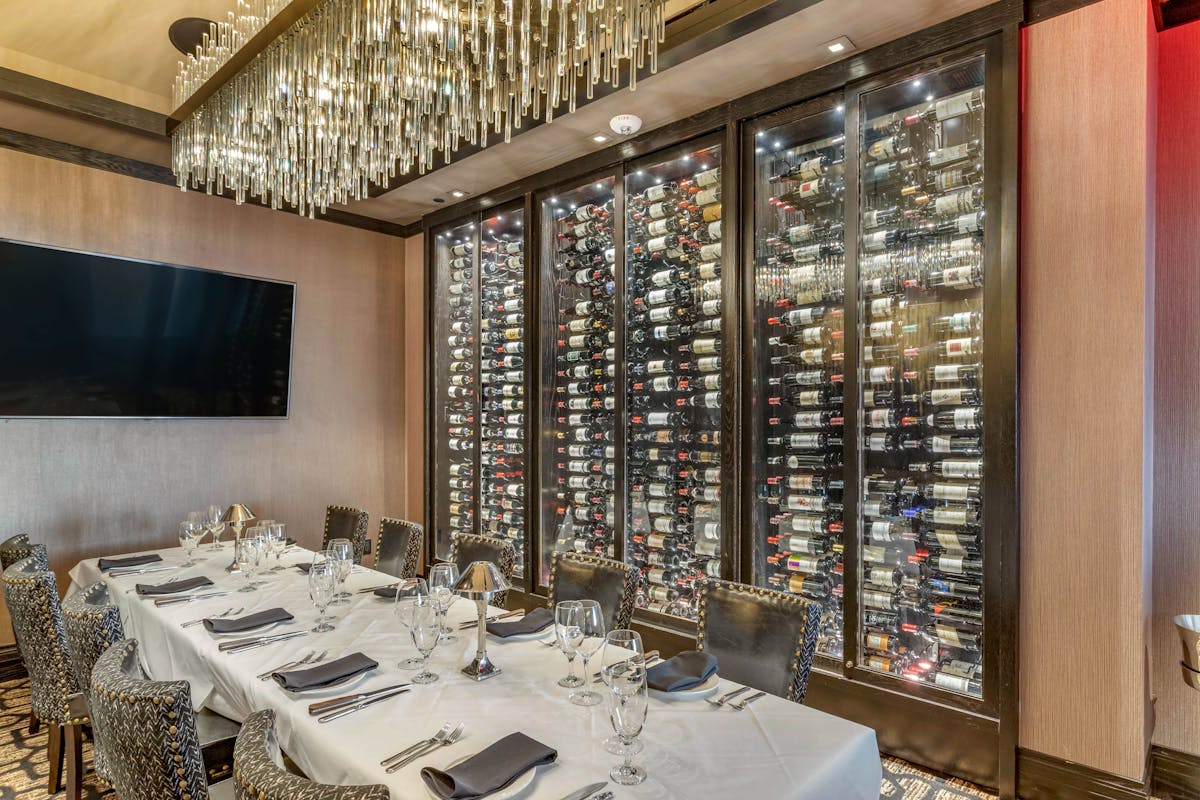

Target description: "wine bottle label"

left=936, top=189, right=977, bottom=216
left=933, top=507, right=970, bottom=526
left=953, top=408, right=979, bottom=429
left=648, top=202, right=669, bottom=219
left=787, top=555, right=821, bottom=574
left=935, top=530, right=965, bottom=549
left=695, top=188, right=720, bottom=206
left=648, top=307, right=674, bottom=322
left=701, top=299, right=721, bottom=316
left=697, top=262, right=721, bottom=279
left=863, top=500, right=885, bottom=517
left=935, top=91, right=978, bottom=121
left=932, top=482, right=971, bottom=501
left=870, top=520, right=895, bottom=542
left=930, top=388, right=966, bottom=406
left=700, top=279, right=722, bottom=299
left=796, top=390, right=821, bottom=406
left=646, top=220, right=671, bottom=236
left=949, top=237, right=976, bottom=256
left=935, top=623, right=963, bottom=647
left=956, top=212, right=982, bottom=234
left=788, top=223, right=817, bottom=243
left=700, top=243, right=722, bottom=260
left=650, top=377, right=674, bottom=392
left=861, top=545, right=886, bottom=563
left=868, top=433, right=891, bottom=451
left=703, top=204, right=722, bottom=222
left=863, top=231, right=891, bottom=252
left=695, top=539, right=721, bottom=556
left=789, top=265, right=818, bottom=284
left=869, top=321, right=895, bottom=338
left=653, top=517, right=674, bottom=533
left=646, top=185, right=669, bottom=201
left=707, top=221, right=722, bottom=239
left=800, top=348, right=825, bottom=364
left=865, top=278, right=886, bottom=295
left=795, top=411, right=826, bottom=427
left=934, top=673, right=973, bottom=693
left=867, top=409, right=893, bottom=427
left=933, top=364, right=964, bottom=381
left=786, top=495, right=827, bottom=512
left=931, top=435, right=953, bottom=453
left=863, top=590, right=895, bottom=610
left=868, top=136, right=898, bottom=160
left=789, top=515, right=825, bottom=534
left=867, top=568, right=895, bottom=588
left=647, top=359, right=669, bottom=373
left=650, top=269, right=674, bottom=286
left=928, top=143, right=972, bottom=167
left=695, top=168, right=720, bottom=187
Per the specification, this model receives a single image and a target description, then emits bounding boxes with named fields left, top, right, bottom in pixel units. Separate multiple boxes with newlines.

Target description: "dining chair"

left=695, top=578, right=822, bottom=704
left=232, top=709, right=389, bottom=800
left=62, top=581, right=123, bottom=787
left=322, top=505, right=370, bottom=564
left=450, top=533, right=516, bottom=608
left=548, top=550, right=639, bottom=630
left=2, top=556, right=87, bottom=799
left=89, top=639, right=235, bottom=800
left=1, top=536, right=49, bottom=733
left=375, top=516, right=423, bottom=579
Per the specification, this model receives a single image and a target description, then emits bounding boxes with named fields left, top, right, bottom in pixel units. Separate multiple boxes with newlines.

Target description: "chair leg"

left=65, top=724, right=83, bottom=800
left=46, top=721, right=64, bottom=795
left=28, top=710, right=39, bottom=734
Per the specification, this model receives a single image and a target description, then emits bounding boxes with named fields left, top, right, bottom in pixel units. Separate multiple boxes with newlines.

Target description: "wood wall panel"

left=402, top=234, right=427, bottom=530
left=1020, top=0, right=1154, bottom=779
left=1152, top=17, right=1200, bottom=757
left=0, top=147, right=411, bottom=644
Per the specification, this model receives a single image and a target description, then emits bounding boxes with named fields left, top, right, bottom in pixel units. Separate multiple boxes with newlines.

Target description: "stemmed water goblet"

left=600, top=629, right=648, bottom=783
left=308, top=557, right=337, bottom=633
left=394, top=578, right=429, bottom=669
left=428, top=562, right=460, bottom=642
left=409, top=599, right=441, bottom=684
left=235, top=534, right=262, bottom=592
left=569, top=600, right=606, bottom=706
left=326, top=538, right=354, bottom=605
left=555, top=600, right=584, bottom=688
left=205, top=505, right=225, bottom=549
left=264, top=523, right=287, bottom=571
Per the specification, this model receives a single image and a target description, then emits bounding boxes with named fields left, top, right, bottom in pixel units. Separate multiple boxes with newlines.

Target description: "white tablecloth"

left=70, top=546, right=881, bottom=800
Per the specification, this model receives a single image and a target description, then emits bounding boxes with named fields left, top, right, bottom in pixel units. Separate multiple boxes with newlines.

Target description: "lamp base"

left=461, top=655, right=502, bottom=681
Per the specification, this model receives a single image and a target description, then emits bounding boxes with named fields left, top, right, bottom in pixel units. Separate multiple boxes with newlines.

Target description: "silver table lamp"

left=221, top=503, right=255, bottom=573
left=454, top=560, right=512, bottom=681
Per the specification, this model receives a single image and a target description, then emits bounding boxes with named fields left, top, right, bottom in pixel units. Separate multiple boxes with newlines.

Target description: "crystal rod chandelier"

left=171, top=0, right=667, bottom=217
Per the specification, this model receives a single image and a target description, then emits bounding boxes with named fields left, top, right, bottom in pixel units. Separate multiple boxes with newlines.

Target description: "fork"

left=729, top=691, right=767, bottom=711
left=257, top=649, right=328, bottom=680
left=379, top=723, right=453, bottom=766
left=705, top=686, right=752, bottom=708
left=181, top=607, right=242, bottom=628
left=386, top=723, right=465, bottom=773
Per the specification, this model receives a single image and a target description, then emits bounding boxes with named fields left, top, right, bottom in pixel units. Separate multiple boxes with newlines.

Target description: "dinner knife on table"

left=554, top=782, right=609, bottom=800
left=219, top=630, right=307, bottom=653
left=155, top=591, right=230, bottom=607
left=317, top=687, right=411, bottom=723
left=308, top=683, right=411, bottom=715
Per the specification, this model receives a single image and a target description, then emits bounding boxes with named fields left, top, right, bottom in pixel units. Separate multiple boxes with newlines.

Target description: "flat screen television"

left=0, top=239, right=295, bottom=418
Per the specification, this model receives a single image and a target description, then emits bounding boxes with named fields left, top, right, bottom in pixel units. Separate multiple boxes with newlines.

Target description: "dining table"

left=69, top=542, right=882, bottom=800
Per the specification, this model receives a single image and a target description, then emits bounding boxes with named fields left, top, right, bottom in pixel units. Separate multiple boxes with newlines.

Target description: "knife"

left=155, top=591, right=230, bottom=607
left=317, top=687, right=411, bottom=723
left=308, top=683, right=411, bottom=715
left=458, top=609, right=524, bottom=629
left=109, top=565, right=177, bottom=578
left=220, top=630, right=307, bottom=653
left=554, top=781, right=608, bottom=800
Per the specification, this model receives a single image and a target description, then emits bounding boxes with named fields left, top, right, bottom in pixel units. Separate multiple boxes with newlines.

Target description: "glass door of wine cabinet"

left=538, top=175, right=619, bottom=585
left=623, top=139, right=726, bottom=621
left=478, top=204, right=529, bottom=577
left=746, top=99, right=848, bottom=659
left=431, top=219, right=480, bottom=561
left=854, top=55, right=987, bottom=699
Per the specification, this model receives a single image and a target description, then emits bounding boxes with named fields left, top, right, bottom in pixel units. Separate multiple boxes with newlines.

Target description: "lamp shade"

left=454, top=560, right=511, bottom=598
left=221, top=503, right=255, bottom=525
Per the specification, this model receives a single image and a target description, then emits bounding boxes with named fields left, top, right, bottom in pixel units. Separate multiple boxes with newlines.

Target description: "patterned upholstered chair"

left=2, top=556, right=87, bottom=799
left=548, top=551, right=638, bottom=630
left=375, top=517, right=423, bottom=580
left=62, top=581, right=123, bottom=787
left=322, top=505, right=370, bottom=564
left=1, top=536, right=49, bottom=733
left=89, top=639, right=235, bottom=800
left=695, top=578, right=821, bottom=704
left=232, top=709, right=389, bottom=800
left=450, top=533, right=516, bottom=609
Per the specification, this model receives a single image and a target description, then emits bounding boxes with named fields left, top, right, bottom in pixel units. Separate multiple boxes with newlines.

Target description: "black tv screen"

left=0, top=239, right=295, bottom=418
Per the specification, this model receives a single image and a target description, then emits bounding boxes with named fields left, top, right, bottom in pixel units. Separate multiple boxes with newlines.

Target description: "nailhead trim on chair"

left=548, top=550, right=640, bottom=630
left=63, top=581, right=124, bottom=786
left=377, top=517, right=423, bottom=579
left=322, top=506, right=370, bottom=565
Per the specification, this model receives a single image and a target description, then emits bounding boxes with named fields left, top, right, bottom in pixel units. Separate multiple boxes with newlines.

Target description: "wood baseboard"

left=1017, top=749, right=1147, bottom=800
left=1151, top=745, right=1200, bottom=800
left=0, top=643, right=25, bottom=682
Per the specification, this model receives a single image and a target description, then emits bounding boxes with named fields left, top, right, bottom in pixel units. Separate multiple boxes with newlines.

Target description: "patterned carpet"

left=0, top=675, right=996, bottom=799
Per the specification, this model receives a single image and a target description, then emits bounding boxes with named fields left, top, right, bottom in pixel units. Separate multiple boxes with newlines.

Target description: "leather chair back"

left=90, top=639, right=210, bottom=800
left=322, top=505, right=370, bottom=564
left=696, top=578, right=821, bottom=704
left=232, top=709, right=389, bottom=800
left=63, top=581, right=124, bottom=785
left=376, top=517, right=423, bottom=579
left=2, top=557, right=83, bottom=725
left=450, top=534, right=516, bottom=608
left=549, top=551, right=638, bottom=630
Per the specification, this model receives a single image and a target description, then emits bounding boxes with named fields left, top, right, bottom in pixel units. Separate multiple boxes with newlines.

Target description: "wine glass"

left=308, top=558, right=337, bottom=633
left=326, top=538, right=354, bottom=604
left=235, top=534, right=261, bottom=592
left=264, top=523, right=287, bottom=571
left=555, top=600, right=584, bottom=688
left=601, top=629, right=648, bottom=781
left=394, top=578, right=429, bottom=669
left=409, top=599, right=441, bottom=684
left=600, top=629, right=646, bottom=755
left=205, top=505, right=225, bottom=549
left=178, top=521, right=202, bottom=567
left=428, top=562, right=460, bottom=642
left=569, top=600, right=606, bottom=706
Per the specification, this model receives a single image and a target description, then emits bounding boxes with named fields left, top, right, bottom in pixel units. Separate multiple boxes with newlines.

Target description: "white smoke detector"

left=610, top=114, right=643, bottom=136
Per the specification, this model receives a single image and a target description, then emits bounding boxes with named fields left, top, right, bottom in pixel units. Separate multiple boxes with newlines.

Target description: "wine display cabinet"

left=425, top=20, right=1016, bottom=791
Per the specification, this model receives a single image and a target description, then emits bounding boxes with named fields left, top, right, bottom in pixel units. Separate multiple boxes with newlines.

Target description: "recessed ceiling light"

left=835, top=104, right=845, bottom=113
left=451, top=189, right=467, bottom=198
left=592, top=133, right=609, bottom=143
left=433, top=197, right=446, bottom=203
left=821, top=36, right=854, bottom=56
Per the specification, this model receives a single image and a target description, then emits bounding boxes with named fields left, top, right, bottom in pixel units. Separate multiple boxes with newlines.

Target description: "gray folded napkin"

left=374, top=583, right=421, bottom=599
left=296, top=562, right=313, bottom=573
left=420, top=732, right=557, bottom=800
left=203, top=607, right=293, bottom=634
left=646, top=650, right=718, bottom=692
left=135, top=576, right=213, bottom=596
left=99, top=554, right=163, bottom=572
left=273, top=652, right=378, bottom=692
left=486, top=607, right=553, bottom=638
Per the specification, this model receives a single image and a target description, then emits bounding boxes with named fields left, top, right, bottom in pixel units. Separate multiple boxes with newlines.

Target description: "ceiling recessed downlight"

left=821, top=36, right=854, bottom=56
left=592, top=133, right=609, bottom=143
left=450, top=189, right=467, bottom=198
